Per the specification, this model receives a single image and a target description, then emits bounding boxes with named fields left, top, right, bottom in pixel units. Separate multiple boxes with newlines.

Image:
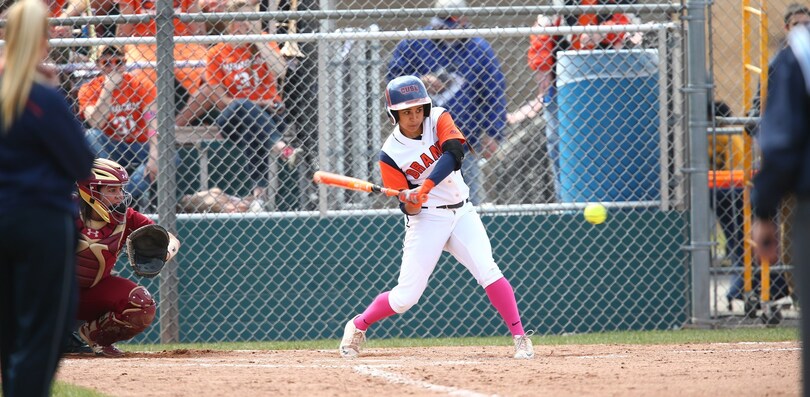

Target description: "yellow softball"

left=584, top=203, right=608, bottom=225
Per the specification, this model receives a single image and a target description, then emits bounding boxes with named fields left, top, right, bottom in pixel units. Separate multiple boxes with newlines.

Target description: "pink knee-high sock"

left=354, top=291, right=397, bottom=331
left=485, top=277, right=526, bottom=336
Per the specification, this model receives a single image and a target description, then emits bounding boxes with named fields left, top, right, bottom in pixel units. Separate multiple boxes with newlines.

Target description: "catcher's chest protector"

left=76, top=221, right=127, bottom=288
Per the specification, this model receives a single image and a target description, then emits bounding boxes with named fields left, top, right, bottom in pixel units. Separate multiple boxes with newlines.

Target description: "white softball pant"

left=388, top=201, right=504, bottom=313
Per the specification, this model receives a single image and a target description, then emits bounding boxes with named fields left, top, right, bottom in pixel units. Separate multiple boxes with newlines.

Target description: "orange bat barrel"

left=313, top=171, right=399, bottom=197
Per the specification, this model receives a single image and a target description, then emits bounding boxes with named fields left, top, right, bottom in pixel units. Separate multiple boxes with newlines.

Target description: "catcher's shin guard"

left=83, top=286, right=156, bottom=346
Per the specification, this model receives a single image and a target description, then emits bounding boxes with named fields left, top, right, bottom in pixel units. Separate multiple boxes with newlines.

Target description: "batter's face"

left=398, top=105, right=425, bottom=138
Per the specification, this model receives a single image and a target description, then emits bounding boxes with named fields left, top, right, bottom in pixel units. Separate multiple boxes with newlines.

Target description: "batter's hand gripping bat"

left=313, top=171, right=400, bottom=197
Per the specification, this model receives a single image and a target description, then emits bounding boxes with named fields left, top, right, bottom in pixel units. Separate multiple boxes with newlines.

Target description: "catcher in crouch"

left=75, top=158, right=180, bottom=357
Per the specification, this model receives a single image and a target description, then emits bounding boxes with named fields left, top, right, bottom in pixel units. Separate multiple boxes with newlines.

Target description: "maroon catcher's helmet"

left=77, top=158, right=132, bottom=224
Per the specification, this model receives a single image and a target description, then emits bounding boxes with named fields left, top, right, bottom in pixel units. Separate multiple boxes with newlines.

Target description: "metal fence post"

left=156, top=0, right=179, bottom=343
left=685, top=0, right=712, bottom=325
left=317, top=0, right=335, bottom=214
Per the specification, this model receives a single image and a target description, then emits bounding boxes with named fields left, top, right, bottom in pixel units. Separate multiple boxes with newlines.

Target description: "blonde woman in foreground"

left=0, top=0, right=94, bottom=396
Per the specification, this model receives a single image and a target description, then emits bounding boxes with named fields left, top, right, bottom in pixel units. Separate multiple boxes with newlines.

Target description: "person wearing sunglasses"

left=78, top=45, right=159, bottom=211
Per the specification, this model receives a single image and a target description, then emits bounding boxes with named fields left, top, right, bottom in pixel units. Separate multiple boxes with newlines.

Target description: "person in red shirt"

left=176, top=0, right=298, bottom=205
left=78, top=45, right=158, bottom=209
left=75, top=158, right=180, bottom=357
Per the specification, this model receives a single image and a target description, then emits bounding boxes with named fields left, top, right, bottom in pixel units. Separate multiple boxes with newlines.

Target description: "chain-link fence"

left=25, top=0, right=741, bottom=343
left=708, top=0, right=800, bottom=324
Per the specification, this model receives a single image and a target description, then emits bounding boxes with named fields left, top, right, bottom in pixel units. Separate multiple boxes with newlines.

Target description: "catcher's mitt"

left=126, top=224, right=170, bottom=278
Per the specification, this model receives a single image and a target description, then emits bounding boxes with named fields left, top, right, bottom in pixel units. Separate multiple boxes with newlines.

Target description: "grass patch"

left=125, top=327, right=798, bottom=353
left=52, top=382, right=109, bottom=397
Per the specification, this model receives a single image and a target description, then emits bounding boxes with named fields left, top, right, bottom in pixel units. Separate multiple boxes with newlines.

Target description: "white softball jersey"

left=379, top=107, right=469, bottom=207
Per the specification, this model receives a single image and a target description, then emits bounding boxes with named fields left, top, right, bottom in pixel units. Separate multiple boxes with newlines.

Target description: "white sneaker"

left=513, top=333, right=535, bottom=359
left=339, top=316, right=366, bottom=358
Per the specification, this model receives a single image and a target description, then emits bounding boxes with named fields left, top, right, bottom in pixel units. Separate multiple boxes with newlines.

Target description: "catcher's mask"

left=78, top=158, right=133, bottom=224
left=385, top=75, right=432, bottom=125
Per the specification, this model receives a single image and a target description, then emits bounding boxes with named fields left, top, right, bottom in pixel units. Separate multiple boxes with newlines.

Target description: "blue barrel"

left=556, top=49, right=660, bottom=202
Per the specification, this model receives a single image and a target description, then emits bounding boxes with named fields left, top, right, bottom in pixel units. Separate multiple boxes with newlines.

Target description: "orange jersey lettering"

left=77, top=74, right=157, bottom=143
left=206, top=42, right=283, bottom=102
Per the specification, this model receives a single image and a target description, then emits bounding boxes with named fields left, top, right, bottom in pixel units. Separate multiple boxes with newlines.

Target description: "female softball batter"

left=339, top=75, right=534, bottom=359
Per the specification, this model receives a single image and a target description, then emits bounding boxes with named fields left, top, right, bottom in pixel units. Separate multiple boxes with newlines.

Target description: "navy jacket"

left=752, top=29, right=810, bottom=219
left=0, top=81, right=94, bottom=216
left=387, top=26, right=506, bottom=148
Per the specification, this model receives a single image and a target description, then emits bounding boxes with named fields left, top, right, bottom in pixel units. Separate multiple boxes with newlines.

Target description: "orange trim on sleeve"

left=380, top=161, right=409, bottom=191
left=436, top=112, right=465, bottom=146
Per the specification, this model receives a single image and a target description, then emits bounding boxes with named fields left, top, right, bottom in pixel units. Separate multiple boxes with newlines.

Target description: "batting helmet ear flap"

left=387, top=108, right=400, bottom=125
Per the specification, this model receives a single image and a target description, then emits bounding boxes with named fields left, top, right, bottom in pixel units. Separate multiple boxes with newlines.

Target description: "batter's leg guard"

left=79, top=286, right=156, bottom=357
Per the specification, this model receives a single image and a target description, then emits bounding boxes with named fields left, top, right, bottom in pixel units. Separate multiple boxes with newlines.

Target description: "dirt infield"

left=57, top=341, right=800, bottom=396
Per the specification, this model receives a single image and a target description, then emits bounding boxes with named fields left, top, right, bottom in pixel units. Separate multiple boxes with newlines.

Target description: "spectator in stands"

left=522, top=0, right=635, bottom=200
left=78, top=45, right=158, bottom=209
left=177, top=0, right=299, bottom=207
left=117, top=0, right=206, bottom=113
left=747, top=3, right=810, bottom=135
left=387, top=0, right=506, bottom=205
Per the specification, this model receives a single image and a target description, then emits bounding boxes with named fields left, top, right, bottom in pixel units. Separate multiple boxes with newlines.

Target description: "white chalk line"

left=574, top=343, right=800, bottom=360
left=61, top=357, right=497, bottom=396
left=353, top=365, right=497, bottom=397
left=61, top=358, right=483, bottom=369
left=671, top=347, right=800, bottom=354
left=577, top=354, right=631, bottom=359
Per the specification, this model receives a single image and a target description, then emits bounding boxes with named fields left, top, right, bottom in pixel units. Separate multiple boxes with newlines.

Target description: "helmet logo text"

left=399, top=85, right=420, bottom=94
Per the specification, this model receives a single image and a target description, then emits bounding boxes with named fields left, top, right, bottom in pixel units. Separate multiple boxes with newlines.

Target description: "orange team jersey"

left=118, top=0, right=197, bottom=37
left=77, top=74, right=157, bottom=144
left=379, top=108, right=468, bottom=206
left=206, top=42, right=283, bottom=103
